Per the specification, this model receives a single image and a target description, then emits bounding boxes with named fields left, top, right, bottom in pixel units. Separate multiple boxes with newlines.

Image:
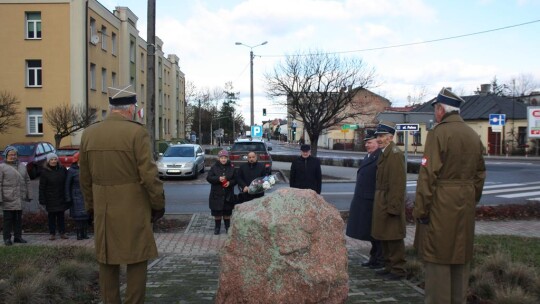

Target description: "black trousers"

left=48, top=211, right=66, bottom=235
left=369, top=240, right=384, bottom=264
left=3, top=210, right=22, bottom=240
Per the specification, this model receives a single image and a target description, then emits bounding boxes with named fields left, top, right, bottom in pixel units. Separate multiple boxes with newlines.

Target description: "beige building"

left=0, top=0, right=186, bottom=149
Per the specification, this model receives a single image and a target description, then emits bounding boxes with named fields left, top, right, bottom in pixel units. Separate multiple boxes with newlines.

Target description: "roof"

left=413, top=94, right=528, bottom=120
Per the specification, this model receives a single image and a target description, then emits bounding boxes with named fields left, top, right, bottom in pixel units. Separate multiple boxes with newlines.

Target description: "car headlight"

left=156, top=161, right=164, bottom=168
left=185, top=162, right=194, bottom=168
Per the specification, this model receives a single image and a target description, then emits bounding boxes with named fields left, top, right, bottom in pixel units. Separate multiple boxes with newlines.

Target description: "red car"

left=56, top=145, right=79, bottom=168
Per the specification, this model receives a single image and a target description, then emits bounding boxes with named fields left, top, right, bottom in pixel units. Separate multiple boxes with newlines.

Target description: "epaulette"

left=127, top=120, right=144, bottom=126
left=392, top=146, right=401, bottom=153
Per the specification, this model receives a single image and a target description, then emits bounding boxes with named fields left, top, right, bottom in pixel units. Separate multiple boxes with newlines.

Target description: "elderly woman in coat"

left=39, top=153, right=68, bottom=240
left=0, top=146, right=31, bottom=246
left=65, top=152, right=90, bottom=240
left=206, top=150, right=236, bottom=235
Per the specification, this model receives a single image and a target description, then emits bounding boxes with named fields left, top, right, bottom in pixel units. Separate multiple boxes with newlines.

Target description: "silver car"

left=157, top=144, right=205, bottom=179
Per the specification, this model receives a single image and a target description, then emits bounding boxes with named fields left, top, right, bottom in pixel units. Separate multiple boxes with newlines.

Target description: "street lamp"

left=235, top=41, right=268, bottom=127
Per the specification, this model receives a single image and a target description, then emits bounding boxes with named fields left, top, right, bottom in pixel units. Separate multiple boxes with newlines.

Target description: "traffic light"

left=263, top=108, right=267, bottom=116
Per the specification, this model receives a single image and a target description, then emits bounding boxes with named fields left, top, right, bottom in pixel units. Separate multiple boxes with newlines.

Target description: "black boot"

left=214, top=219, right=221, bottom=235
left=76, top=229, right=83, bottom=240
left=224, top=219, right=230, bottom=233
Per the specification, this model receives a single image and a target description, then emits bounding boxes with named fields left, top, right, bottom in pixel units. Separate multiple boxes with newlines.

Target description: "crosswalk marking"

left=499, top=191, right=540, bottom=198
left=483, top=186, right=540, bottom=195
left=528, top=197, right=540, bottom=201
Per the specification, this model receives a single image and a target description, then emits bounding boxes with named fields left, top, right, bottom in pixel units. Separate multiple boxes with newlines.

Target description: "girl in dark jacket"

left=39, top=153, right=68, bottom=240
left=206, top=150, right=236, bottom=235
left=65, top=153, right=90, bottom=240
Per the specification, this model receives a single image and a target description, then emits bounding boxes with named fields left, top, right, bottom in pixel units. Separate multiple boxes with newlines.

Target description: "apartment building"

left=0, top=0, right=186, bottom=149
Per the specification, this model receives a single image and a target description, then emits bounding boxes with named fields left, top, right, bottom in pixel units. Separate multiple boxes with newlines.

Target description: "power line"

left=261, top=19, right=540, bottom=58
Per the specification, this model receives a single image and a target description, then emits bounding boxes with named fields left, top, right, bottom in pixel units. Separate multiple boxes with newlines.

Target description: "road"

left=23, top=141, right=540, bottom=214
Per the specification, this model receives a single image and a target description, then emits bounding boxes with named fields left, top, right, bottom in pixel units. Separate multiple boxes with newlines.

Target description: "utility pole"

left=198, top=99, right=202, bottom=145
left=146, top=0, right=156, bottom=154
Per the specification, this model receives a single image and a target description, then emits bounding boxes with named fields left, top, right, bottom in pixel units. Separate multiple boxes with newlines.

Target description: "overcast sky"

left=101, top=0, right=540, bottom=125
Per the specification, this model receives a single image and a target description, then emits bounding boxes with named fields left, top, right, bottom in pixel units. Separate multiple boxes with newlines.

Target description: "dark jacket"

left=206, top=160, right=237, bottom=211
left=289, top=155, right=322, bottom=194
left=65, top=163, right=89, bottom=221
left=346, top=149, right=381, bottom=240
left=237, top=161, right=268, bottom=202
left=39, top=164, right=68, bottom=212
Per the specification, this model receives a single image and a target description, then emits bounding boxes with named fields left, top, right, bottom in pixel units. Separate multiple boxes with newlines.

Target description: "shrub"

left=494, top=286, right=537, bottom=304
left=55, top=260, right=97, bottom=292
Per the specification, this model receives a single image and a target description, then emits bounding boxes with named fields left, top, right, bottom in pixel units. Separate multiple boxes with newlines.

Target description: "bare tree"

left=265, top=50, right=376, bottom=156
left=44, top=104, right=96, bottom=148
left=406, top=86, right=428, bottom=106
left=0, top=91, right=22, bottom=134
left=509, top=73, right=539, bottom=97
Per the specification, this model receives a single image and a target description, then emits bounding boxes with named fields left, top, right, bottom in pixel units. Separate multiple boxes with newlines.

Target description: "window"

left=111, top=72, right=117, bottom=87
left=90, top=63, right=96, bottom=90
left=140, top=52, right=145, bottom=70
left=27, top=108, right=43, bottom=134
left=26, top=60, right=42, bottom=87
left=130, top=77, right=135, bottom=87
left=130, top=41, right=135, bottom=63
left=101, top=68, right=107, bottom=92
left=89, top=18, right=96, bottom=40
left=413, top=129, right=422, bottom=146
left=518, top=127, right=527, bottom=146
left=111, top=32, right=117, bottom=55
left=396, top=132, right=404, bottom=145
left=26, top=12, right=41, bottom=39
left=100, top=26, right=107, bottom=50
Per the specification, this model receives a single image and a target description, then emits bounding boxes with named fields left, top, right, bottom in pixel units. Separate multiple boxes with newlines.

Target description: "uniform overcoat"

left=79, top=113, right=165, bottom=265
left=371, top=141, right=406, bottom=241
left=413, top=113, right=486, bottom=264
left=346, top=149, right=381, bottom=240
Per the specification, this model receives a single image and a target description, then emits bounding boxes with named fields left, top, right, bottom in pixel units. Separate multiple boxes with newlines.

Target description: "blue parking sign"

left=251, top=125, right=263, bottom=137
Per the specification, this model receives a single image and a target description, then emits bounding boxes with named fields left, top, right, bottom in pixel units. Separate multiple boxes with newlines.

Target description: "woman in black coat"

left=346, top=131, right=383, bottom=268
left=39, top=153, right=68, bottom=240
left=65, top=153, right=90, bottom=240
left=206, top=150, right=236, bottom=235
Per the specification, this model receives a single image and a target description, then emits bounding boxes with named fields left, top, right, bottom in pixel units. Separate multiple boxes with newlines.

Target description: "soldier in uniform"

left=372, top=122, right=407, bottom=280
left=346, top=129, right=383, bottom=269
left=79, top=85, right=165, bottom=304
left=413, top=88, right=486, bottom=304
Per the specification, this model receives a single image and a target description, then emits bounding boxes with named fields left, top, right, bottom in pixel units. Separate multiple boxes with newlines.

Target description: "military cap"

left=374, top=121, right=396, bottom=135
left=431, top=87, right=465, bottom=108
left=108, top=85, right=137, bottom=106
left=300, top=144, right=311, bottom=152
left=364, top=129, right=377, bottom=141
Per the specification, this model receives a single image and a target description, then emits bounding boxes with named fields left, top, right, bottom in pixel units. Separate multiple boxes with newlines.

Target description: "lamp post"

left=235, top=41, right=268, bottom=127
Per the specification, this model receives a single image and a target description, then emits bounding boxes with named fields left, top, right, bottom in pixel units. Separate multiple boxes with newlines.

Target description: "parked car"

left=4, top=141, right=56, bottom=179
left=228, top=138, right=272, bottom=171
left=156, top=144, right=205, bottom=179
left=56, top=145, right=80, bottom=168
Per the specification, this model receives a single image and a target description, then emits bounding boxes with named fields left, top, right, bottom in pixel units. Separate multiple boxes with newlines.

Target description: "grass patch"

left=0, top=246, right=98, bottom=303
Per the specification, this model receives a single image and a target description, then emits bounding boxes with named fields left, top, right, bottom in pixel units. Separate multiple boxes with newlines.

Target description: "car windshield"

left=11, top=144, right=35, bottom=156
left=57, top=149, right=78, bottom=156
left=231, top=143, right=266, bottom=152
left=164, top=147, right=194, bottom=157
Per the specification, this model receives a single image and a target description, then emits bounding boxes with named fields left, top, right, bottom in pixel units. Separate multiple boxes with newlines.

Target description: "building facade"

left=0, top=0, right=186, bottom=149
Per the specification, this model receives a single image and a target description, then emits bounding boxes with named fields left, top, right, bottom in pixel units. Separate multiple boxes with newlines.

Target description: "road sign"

left=251, top=125, right=263, bottom=137
left=491, top=125, right=502, bottom=133
left=395, top=124, right=419, bottom=131
left=489, top=114, right=506, bottom=126
left=341, top=124, right=358, bottom=130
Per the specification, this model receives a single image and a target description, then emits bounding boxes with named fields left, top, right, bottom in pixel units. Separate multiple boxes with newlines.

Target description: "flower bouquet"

left=248, top=174, right=278, bottom=195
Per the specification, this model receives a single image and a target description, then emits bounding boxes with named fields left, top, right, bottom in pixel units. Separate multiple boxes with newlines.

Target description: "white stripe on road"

left=321, top=192, right=354, bottom=195
left=499, top=191, right=540, bottom=198
left=528, top=197, right=540, bottom=201
left=483, top=186, right=540, bottom=195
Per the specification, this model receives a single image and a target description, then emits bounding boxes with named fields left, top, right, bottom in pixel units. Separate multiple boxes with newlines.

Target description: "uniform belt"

left=436, top=179, right=474, bottom=185
left=92, top=177, right=140, bottom=186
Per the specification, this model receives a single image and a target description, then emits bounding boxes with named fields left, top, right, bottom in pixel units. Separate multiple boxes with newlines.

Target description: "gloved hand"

left=151, top=208, right=165, bottom=223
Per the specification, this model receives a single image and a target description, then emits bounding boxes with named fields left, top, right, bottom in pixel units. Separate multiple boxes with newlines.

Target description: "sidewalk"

left=16, top=214, right=540, bottom=303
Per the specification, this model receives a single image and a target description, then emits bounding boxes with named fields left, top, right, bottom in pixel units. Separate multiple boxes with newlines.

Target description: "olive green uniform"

left=413, top=113, right=486, bottom=304
left=80, top=113, right=165, bottom=303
